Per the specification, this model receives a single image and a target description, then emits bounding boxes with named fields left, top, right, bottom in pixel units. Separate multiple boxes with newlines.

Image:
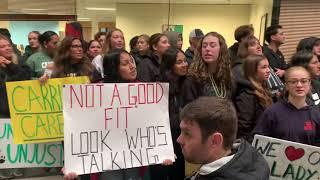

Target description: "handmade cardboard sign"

left=6, top=76, right=90, bottom=144
left=252, top=135, right=320, bottom=180
left=63, top=83, right=175, bottom=175
left=0, top=119, right=63, bottom=168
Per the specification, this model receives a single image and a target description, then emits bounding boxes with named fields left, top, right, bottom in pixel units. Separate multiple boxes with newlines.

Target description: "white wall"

left=116, top=3, right=251, bottom=50
left=249, top=0, right=273, bottom=43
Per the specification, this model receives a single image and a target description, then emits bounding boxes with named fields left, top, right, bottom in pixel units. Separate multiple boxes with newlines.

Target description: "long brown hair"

left=243, top=55, right=272, bottom=108
left=187, top=32, right=232, bottom=89
left=52, top=37, right=94, bottom=80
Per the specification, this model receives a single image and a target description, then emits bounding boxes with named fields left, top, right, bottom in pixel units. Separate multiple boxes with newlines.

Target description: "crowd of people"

left=1, top=21, right=320, bottom=180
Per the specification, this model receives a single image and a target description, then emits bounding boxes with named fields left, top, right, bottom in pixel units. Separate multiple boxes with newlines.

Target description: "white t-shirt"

left=92, top=54, right=104, bottom=77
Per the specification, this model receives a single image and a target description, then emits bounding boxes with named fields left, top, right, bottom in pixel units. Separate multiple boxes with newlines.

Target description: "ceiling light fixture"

left=77, top=17, right=91, bottom=21
left=85, top=7, right=116, bottom=11
left=21, top=8, right=48, bottom=11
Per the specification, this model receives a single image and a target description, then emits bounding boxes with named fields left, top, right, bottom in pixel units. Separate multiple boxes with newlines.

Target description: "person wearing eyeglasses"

left=290, top=50, right=320, bottom=108
left=253, top=66, right=320, bottom=145
left=49, top=37, right=100, bottom=82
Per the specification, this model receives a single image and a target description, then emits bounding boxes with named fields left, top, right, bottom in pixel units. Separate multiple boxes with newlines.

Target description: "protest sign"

left=0, top=119, right=63, bottom=168
left=62, top=83, right=175, bottom=175
left=6, top=76, right=90, bottom=144
left=252, top=135, right=320, bottom=180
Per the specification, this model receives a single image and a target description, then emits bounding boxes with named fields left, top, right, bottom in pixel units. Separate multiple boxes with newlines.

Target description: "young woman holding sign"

left=254, top=66, right=320, bottom=145
left=63, top=49, right=142, bottom=180
left=38, top=36, right=101, bottom=83
left=0, top=34, right=32, bottom=179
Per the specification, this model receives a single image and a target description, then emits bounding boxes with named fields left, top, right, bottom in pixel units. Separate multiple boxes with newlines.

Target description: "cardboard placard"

left=5, top=76, right=90, bottom=144
left=252, top=135, right=320, bottom=180
left=0, top=119, right=63, bottom=168
left=63, top=83, right=175, bottom=175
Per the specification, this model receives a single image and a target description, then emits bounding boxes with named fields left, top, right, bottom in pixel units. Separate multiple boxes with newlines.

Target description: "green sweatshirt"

left=26, top=51, right=52, bottom=78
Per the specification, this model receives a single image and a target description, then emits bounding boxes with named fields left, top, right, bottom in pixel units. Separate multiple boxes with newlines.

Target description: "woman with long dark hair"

left=234, top=55, right=272, bottom=141
left=64, top=50, right=142, bottom=180
left=148, top=48, right=188, bottom=180
left=51, top=36, right=100, bottom=82
left=103, top=49, right=137, bottom=83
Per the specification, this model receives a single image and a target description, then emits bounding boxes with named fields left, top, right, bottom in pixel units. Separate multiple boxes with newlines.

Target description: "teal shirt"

left=26, top=51, right=52, bottom=78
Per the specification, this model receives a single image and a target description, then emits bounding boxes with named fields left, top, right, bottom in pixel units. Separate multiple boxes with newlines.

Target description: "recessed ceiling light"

left=85, top=7, right=116, bottom=11
left=77, top=17, right=91, bottom=21
left=21, top=8, right=48, bottom=11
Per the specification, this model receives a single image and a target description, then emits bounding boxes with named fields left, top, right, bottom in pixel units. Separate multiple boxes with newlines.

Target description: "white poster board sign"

left=63, top=83, right=175, bottom=175
left=0, top=119, right=63, bottom=168
left=252, top=135, right=320, bottom=180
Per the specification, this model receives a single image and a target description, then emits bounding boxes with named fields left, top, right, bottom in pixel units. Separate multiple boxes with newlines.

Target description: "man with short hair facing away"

left=228, top=24, right=254, bottom=66
left=263, top=25, right=287, bottom=79
left=177, top=97, right=270, bottom=180
left=185, top=29, right=204, bottom=64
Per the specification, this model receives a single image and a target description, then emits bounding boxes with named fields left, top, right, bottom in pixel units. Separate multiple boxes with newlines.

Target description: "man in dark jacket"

left=185, top=29, right=204, bottom=64
left=177, top=97, right=270, bottom=180
left=229, top=25, right=254, bottom=66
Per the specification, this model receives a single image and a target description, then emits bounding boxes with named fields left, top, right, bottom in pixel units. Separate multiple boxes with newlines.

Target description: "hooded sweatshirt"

left=186, top=139, right=270, bottom=180
left=253, top=100, right=320, bottom=145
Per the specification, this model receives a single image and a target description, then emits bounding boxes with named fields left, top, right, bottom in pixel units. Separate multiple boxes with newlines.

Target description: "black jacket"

left=163, top=73, right=185, bottom=152
left=137, top=53, right=161, bottom=82
left=187, top=139, right=270, bottom=180
left=306, top=79, right=320, bottom=109
left=0, top=63, right=31, bottom=118
left=185, top=48, right=194, bottom=64
left=228, top=42, right=240, bottom=67
left=263, top=45, right=287, bottom=70
left=182, top=77, right=234, bottom=106
left=231, top=57, right=244, bottom=85
left=234, top=79, right=265, bottom=142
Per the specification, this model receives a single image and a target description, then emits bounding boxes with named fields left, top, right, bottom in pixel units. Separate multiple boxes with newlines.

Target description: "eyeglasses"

left=286, top=79, right=311, bottom=85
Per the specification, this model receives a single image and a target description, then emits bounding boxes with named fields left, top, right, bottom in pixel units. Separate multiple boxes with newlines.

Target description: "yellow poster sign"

left=6, top=76, right=90, bottom=144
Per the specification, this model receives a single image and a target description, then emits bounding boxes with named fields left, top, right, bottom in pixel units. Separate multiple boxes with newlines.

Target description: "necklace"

left=209, top=74, right=226, bottom=98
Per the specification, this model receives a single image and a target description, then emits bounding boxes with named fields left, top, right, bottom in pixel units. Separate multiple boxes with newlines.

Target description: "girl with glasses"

left=254, top=66, right=320, bottom=145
